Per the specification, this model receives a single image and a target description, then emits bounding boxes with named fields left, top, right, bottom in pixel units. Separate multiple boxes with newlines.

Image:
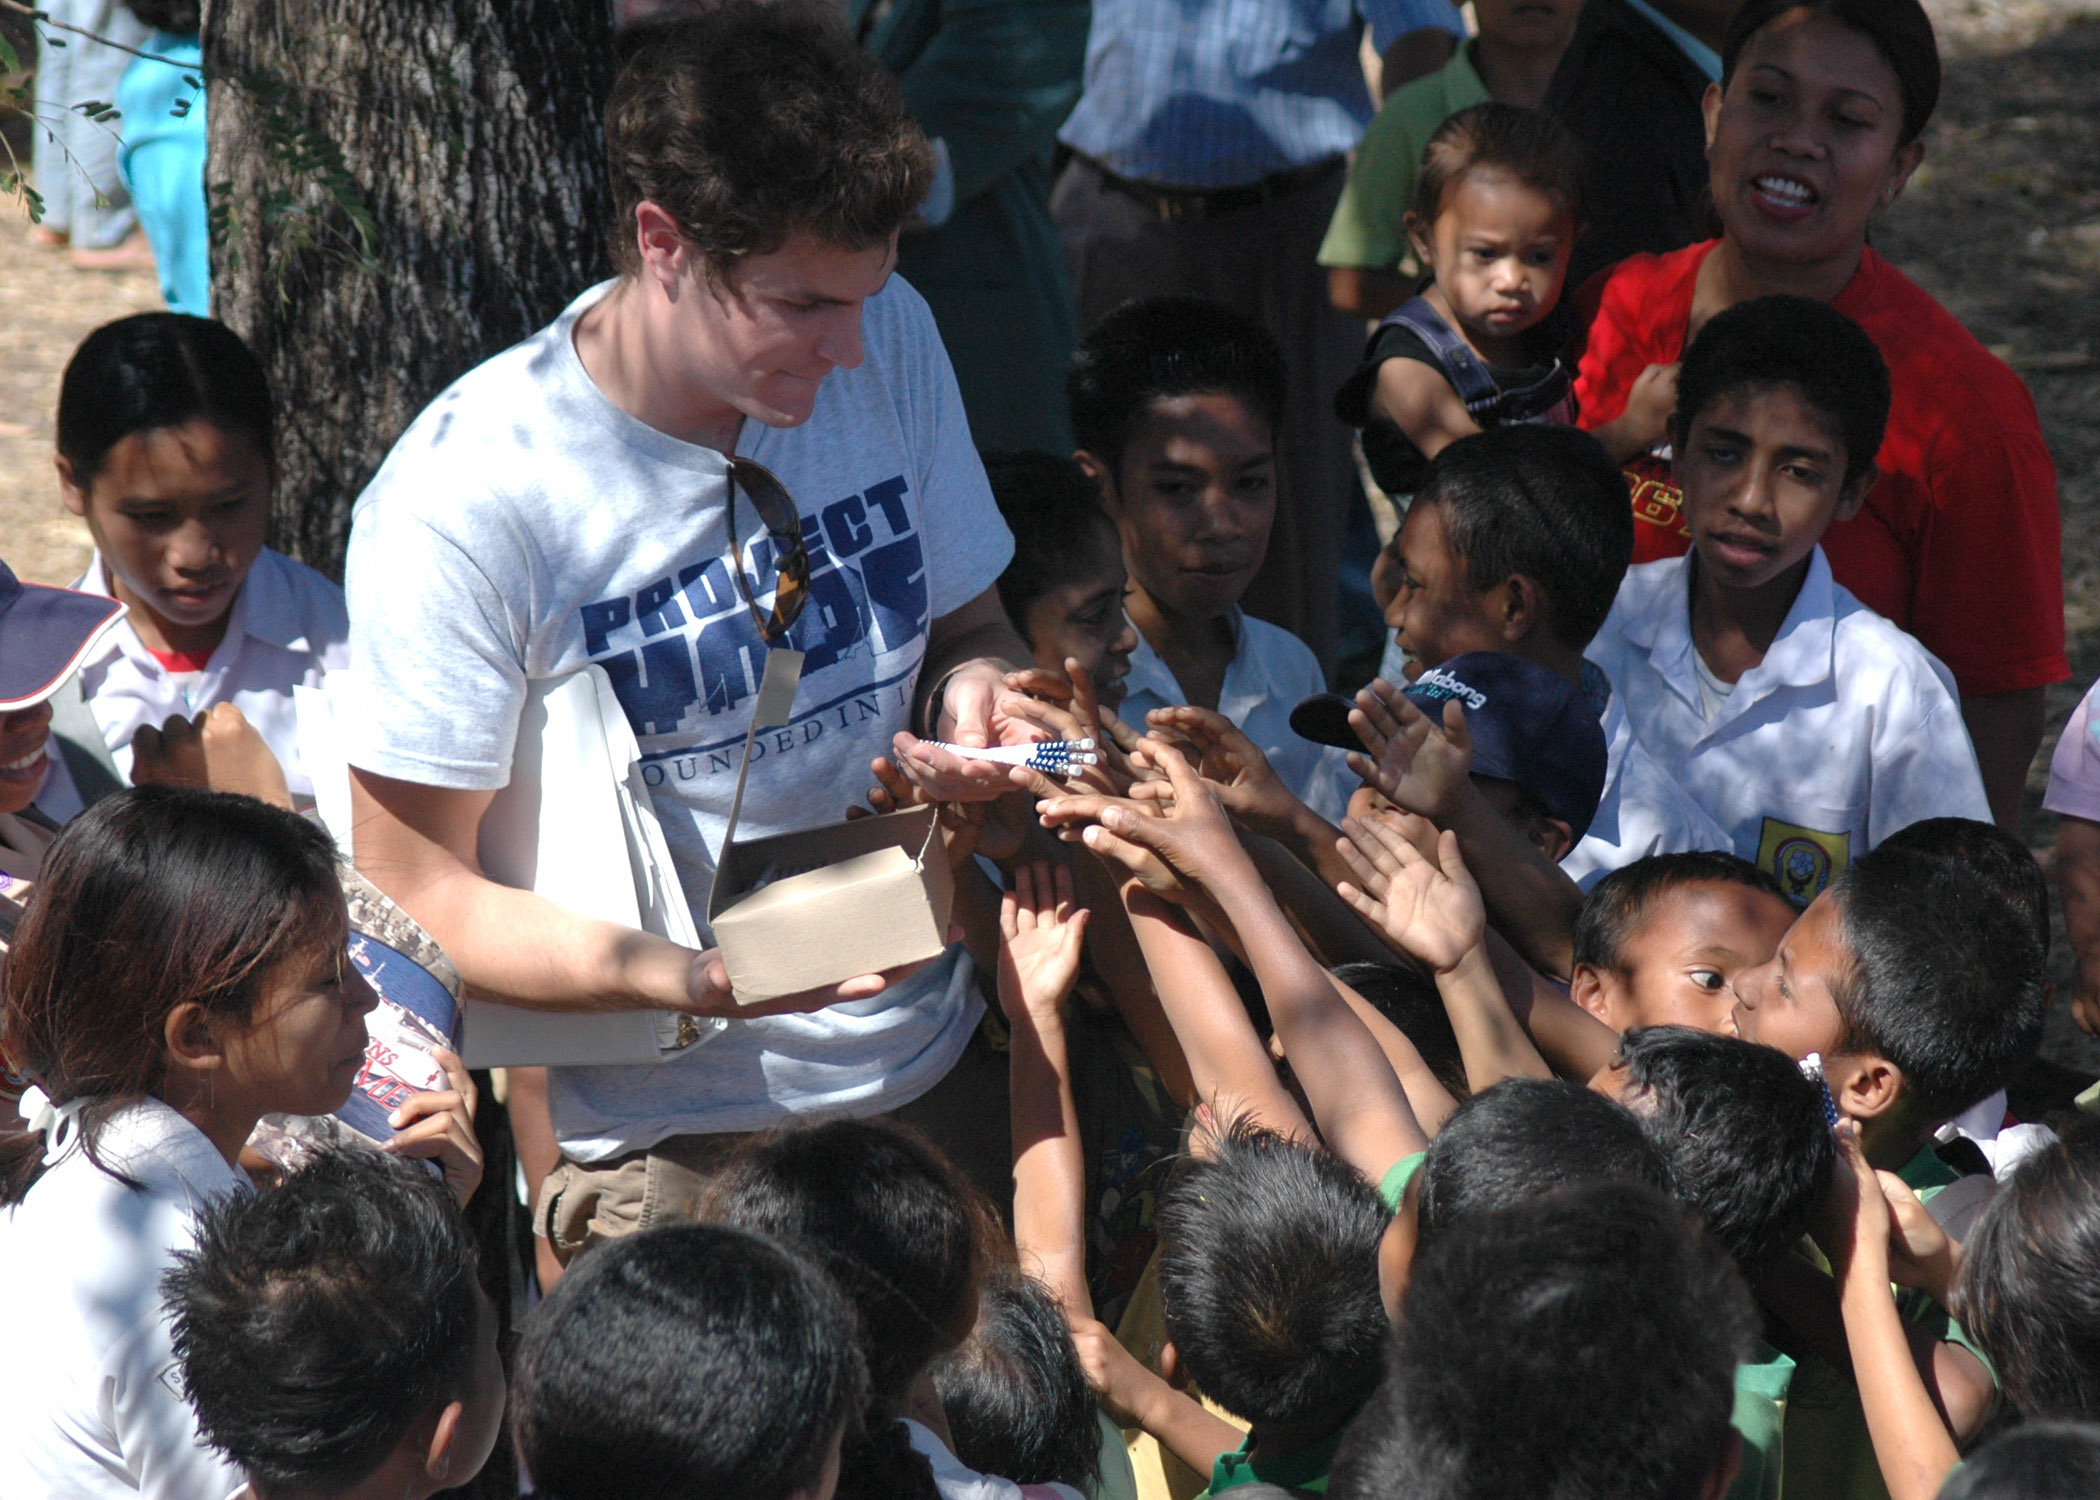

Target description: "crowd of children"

left=1, top=0, right=2095, bottom=1497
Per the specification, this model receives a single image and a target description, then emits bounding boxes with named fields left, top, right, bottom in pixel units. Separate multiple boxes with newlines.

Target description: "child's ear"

left=1833, top=463, right=1878, bottom=524
left=1498, top=574, right=1548, bottom=643
left=1830, top=1053, right=1903, bottom=1123
left=1159, top=1340, right=1189, bottom=1390
left=1072, top=449, right=1120, bottom=514
left=162, top=1002, right=229, bottom=1075
left=1568, top=963, right=1620, bottom=1027
left=1403, top=211, right=1433, bottom=272
left=421, top=1400, right=466, bottom=1488
left=1528, top=816, right=1576, bottom=865
left=54, top=455, right=90, bottom=520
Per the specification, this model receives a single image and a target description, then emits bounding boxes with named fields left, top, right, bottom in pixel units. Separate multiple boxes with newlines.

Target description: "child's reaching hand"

left=996, top=861, right=1091, bottom=1029
left=1878, top=1169, right=1962, bottom=1308
left=1071, top=739, right=1253, bottom=902
left=1145, top=705, right=1306, bottom=837
left=1347, top=680, right=1472, bottom=826
left=1335, top=809, right=1486, bottom=974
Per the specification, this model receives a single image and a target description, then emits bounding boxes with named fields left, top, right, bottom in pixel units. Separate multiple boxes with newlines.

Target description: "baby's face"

left=1730, top=891, right=1849, bottom=1062
left=1584, top=880, right=1796, bottom=1036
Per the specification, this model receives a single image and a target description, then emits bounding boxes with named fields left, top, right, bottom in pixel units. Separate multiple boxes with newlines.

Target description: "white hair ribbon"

left=16, top=1085, right=87, bottom=1168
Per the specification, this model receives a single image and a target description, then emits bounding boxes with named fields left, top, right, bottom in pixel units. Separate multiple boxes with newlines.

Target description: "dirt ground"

left=5, top=1, right=2100, bottom=1069
left=0, top=207, right=158, bottom=584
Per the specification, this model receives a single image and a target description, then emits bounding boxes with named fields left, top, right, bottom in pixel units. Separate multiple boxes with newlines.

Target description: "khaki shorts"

left=533, top=1020, right=1012, bottom=1266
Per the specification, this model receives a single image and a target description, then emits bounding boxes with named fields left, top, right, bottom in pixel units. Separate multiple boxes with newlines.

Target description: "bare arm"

left=1328, top=266, right=1412, bottom=321
left=1333, top=811, right=1553, bottom=1093
left=1823, top=1124, right=1967, bottom=1500
left=351, top=769, right=722, bottom=1014
left=1093, top=745, right=1430, bottom=1179
left=2059, top=814, right=2100, bottom=1036
left=1120, top=889, right=1313, bottom=1145
left=1961, top=686, right=2045, bottom=833
left=1368, top=357, right=1483, bottom=466
left=997, top=863, right=1094, bottom=1314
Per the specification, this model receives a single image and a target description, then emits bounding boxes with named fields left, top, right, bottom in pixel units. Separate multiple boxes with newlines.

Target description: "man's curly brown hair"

left=605, top=0, right=934, bottom=279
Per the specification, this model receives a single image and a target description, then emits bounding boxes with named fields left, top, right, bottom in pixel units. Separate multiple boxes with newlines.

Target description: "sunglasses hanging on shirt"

left=726, top=457, right=810, bottom=645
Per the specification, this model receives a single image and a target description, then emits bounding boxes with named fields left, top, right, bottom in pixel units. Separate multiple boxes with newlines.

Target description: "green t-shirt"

left=1378, top=1151, right=1427, bottom=1212
left=1779, top=1144, right=1994, bottom=1500
left=1730, top=1342, right=1797, bottom=1500
left=1205, top=1424, right=1346, bottom=1495
left=1317, top=47, right=1490, bottom=273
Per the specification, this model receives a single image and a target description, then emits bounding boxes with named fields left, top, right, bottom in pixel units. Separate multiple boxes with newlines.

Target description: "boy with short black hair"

left=1585, top=295, right=1990, bottom=907
left=1371, top=423, right=1731, bottom=895
left=514, top=1221, right=866, bottom=1500
left=982, top=449, right=1139, bottom=710
left=1729, top=838, right=2034, bottom=1498
left=162, top=1148, right=506, bottom=1500
left=1068, top=294, right=1351, bottom=818
left=1411, top=1075, right=1672, bottom=1244
left=1154, top=1117, right=1393, bottom=1495
left=1570, top=852, right=1794, bottom=1035
left=1592, top=1025, right=1838, bottom=1500
left=1733, top=838, right=2045, bottom=1170
left=1330, top=1181, right=1757, bottom=1500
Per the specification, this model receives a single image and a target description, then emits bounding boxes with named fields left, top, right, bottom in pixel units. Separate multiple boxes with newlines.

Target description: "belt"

left=1075, top=152, right=1346, bottom=224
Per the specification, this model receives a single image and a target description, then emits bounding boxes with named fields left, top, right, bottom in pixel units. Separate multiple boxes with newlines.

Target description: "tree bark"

left=202, top=0, right=616, bottom=578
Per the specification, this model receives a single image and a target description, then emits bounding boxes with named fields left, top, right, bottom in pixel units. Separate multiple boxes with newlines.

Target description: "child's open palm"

left=996, top=861, right=1091, bottom=1025
left=1346, top=680, right=1472, bottom=824
left=1144, top=705, right=1302, bottom=832
left=1335, top=809, right=1486, bottom=973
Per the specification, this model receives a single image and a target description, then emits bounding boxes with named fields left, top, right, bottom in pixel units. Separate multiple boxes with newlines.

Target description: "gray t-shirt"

left=342, top=276, right=1014, bottom=1157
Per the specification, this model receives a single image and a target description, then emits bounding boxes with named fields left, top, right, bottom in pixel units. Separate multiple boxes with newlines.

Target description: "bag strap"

left=1379, top=296, right=1578, bottom=427
left=1379, top=296, right=1503, bottom=416
left=46, top=676, right=125, bottom=807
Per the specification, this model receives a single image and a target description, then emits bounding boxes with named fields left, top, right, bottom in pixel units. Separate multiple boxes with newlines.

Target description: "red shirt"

left=1573, top=240, right=2067, bottom=697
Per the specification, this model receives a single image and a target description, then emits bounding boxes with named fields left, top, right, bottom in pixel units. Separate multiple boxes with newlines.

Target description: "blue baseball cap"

left=1293, top=653, right=1607, bottom=839
left=0, top=559, right=126, bottom=713
left=1401, top=654, right=1606, bottom=839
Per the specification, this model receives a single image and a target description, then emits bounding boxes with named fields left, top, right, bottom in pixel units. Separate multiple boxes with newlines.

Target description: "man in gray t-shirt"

left=342, top=4, right=1033, bottom=1259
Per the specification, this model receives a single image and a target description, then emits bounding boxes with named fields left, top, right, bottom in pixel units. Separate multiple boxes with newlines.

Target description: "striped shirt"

left=1058, top=0, right=1463, bottom=188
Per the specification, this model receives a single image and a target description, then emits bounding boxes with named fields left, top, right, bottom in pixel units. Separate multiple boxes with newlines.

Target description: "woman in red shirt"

left=1572, top=0, right=2065, bottom=828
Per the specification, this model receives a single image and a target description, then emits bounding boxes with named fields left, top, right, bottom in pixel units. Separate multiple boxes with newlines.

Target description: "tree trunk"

left=202, top=0, right=616, bottom=579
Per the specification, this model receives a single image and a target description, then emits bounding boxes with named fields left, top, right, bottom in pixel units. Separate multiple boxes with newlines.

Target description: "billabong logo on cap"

left=1411, top=667, right=1487, bottom=711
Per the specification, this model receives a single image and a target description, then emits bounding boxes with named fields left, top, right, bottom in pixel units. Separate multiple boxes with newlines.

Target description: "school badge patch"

left=1757, top=819, right=1851, bottom=906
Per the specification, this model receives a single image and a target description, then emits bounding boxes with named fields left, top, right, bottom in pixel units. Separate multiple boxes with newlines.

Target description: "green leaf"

left=0, top=34, right=22, bottom=73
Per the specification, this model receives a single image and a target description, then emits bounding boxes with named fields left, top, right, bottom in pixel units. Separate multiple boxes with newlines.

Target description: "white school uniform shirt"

left=0, top=1097, right=248, bottom=1499
left=1118, top=609, right=1354, bottom=824
left=1584, top=548, right=1990, bottom=905
left=1560, top=669, right=1736, bottom=891
left=72, top=547, right=350, bottom=799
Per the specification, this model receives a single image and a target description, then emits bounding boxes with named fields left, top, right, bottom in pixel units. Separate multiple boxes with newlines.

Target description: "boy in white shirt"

left=1068, top=295, right=1351, bottom=820
left=1585, top=296, right=1989, bottom=906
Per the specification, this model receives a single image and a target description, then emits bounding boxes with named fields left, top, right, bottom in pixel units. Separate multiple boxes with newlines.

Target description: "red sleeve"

left=1906, top=427, right=2068, bottom=695
left=1572, top=256, right=1667, bottom=431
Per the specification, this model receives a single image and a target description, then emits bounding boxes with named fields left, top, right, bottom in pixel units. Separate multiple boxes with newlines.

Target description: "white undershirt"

left=1692, top=650, right=1736, bottom=722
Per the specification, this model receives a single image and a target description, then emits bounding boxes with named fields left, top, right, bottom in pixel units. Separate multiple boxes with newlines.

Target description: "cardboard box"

left=704, top=648, right=957, bottom=1005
